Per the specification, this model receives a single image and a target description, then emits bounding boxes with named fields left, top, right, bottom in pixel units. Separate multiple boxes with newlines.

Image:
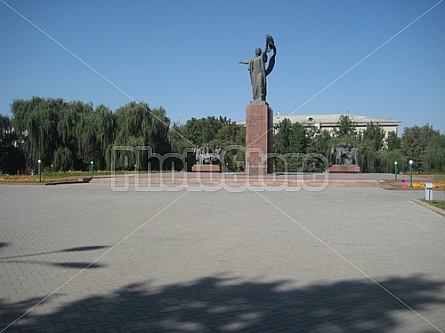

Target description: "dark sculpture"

left=194, top=146, right=221, bottom=165
left=240, top=35, right=277, bottom=102
left=330, top=143, right=359, bottom=166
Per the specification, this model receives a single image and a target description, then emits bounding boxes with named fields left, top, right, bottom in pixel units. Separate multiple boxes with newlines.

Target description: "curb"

left=90, top=176, right=379, bottom=187
left=45, top=177, right=92, bottom=185
left=411, top=199, right=445, bottom=218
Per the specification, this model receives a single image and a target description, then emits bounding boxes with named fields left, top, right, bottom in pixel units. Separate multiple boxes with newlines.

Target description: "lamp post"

left=50, top=164, right=53, bottom=176
left=90, top=161, right=94, bottom=178
left=409, top=160, right=413, bottom=188
left=38, top=159, right=41, bottom=183
left=394, top=161, right=398, bottom=181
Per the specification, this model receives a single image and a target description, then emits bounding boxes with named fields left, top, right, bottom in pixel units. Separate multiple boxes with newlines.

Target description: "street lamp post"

left=90, top=161, right=94, bottom=178
left=38, top=159, right=42, bottom=183
left=394, top=161, right=398, bottom=181
left=409, top=160, right=413, bottom=188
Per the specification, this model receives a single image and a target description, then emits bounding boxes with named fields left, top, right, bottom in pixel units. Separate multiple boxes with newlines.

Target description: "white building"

left=240, top=114, right=400, bottom=138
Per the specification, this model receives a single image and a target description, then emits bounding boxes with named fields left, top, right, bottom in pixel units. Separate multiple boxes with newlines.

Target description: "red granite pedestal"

left=245, top=102, right=273, bottom=175
left=328, top=165, right=360, bottom=173
left=191, top=165, right=221, bottom=172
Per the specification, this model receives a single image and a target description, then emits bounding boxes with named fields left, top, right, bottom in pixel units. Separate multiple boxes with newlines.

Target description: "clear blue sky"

left=1, top=0, right=444, bottom=133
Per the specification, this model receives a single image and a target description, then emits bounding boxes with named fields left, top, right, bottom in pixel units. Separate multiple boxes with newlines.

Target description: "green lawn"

left=427, top=200, right=445, bottom=211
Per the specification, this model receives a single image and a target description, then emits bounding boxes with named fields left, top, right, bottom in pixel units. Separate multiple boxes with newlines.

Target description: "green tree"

left=11, top=97, right=64, bottom=170
left=0, top=115, right=25, bottom=174
left=358, top=141, right=379, bottom=173
left=212, top=120, right=245, bottom=171
left=290, top=122, right=308, bottom=153
left=212, top=119, right=244, bottom=147
left=92, top=104, right=116, bottom=170
left=274, top=119, right=309, bottom=172
left=401, top=124, right=440, bottom=160
left=169, top=124, right=190, bottom=154
left=274, top=118, right=292, bottom=154
left=335, top=115, right=357, bottom=139
left=306, top=128, right=331, bottom=172
left=185, top=116, right=223, bottom=147
left=179, top=116, right=245, bottom=171
left=361, top=122, right=385, bottom=151
left=422, top=134, right=445, bottom=173
left=113, top=102, right=170, bottom=170
left=379, top=149, right=407, bottom=173
left=72, top=101, right=95, bottom=170
left=150, top=107, right=171, bottom=155
left=386, top=131, right=401, bottom=151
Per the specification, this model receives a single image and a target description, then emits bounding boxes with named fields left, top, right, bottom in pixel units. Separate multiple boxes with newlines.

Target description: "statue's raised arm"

left=265, top=35, right=276, bottom=76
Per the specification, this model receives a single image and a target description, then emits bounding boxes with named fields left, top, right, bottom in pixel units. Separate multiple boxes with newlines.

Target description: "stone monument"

left=240, top=35, right=276, bottom=175
left=328, top=142, right=360, bottom=173
left=191, top=146, right=221, bottom=172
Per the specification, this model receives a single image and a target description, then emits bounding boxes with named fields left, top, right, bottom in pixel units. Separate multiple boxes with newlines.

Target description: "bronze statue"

left=330, top=143, right=359, bottom=166
left=240, top=35, right=277, bottom=102
left=194, top=146, right=221, bottom=165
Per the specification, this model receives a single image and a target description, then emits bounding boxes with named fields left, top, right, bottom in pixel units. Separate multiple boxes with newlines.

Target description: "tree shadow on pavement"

left=1, top=274, right=444, bottom=332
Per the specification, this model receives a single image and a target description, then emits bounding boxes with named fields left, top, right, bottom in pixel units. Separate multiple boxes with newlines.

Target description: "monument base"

left=191, top=165, right=221, bottom=172
left=245, top=102, right=273, bottom=175
left=329, top=165, right=360, bottom=173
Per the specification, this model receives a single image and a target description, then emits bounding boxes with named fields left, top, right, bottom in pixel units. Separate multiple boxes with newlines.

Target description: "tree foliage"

left=422, top=135, right=445, bottom=173
left=272, top=115, right=445, bottom=174
left=386, top=131, right=401, bottom=151
left=0, top=115, right=25, bottom=174
left=3, top=97, right=445, bottom=174
left=8, top=97, right=171, bottom=172
left=335, top=114, right=357, bottom=138
left=172, top=116, right=245, bottom=171
left=274, top=119, right=312, bottom=172
left=361, top=122, right=385, bottom=151
left=401, top=124, right=440, bottom=160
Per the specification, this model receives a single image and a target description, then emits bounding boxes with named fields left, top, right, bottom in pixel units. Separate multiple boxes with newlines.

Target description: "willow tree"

left=361, top=122, right=385, bottom=151
left=56, top=102, right=79, bottom=170
left=92, top=104, right=116, bottom=170
left=0, top=115, right=25, bottom=174
left=113, top=102, right=170, bottom=170
left=149, top=107, right=171, bottom=155
left=11, top=97, right=63, bottom=170
left=52, top=100, right=98, bottom=171
left=422, top=134, right=445, bottom=173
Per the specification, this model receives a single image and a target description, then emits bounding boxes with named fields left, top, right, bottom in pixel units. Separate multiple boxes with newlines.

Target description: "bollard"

left=425, top=183, right=433, bottom=201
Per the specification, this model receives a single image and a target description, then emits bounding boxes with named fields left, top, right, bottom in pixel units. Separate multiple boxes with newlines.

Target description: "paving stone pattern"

left=0, top=184, right=444, bottom=332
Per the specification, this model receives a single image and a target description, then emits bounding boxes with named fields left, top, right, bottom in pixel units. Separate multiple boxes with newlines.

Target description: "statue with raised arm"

left=240, top=35, right=277, bottom=103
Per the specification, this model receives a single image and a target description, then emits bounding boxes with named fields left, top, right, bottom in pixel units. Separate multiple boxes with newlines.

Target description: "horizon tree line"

left=1, top=97, right=444, bottom=174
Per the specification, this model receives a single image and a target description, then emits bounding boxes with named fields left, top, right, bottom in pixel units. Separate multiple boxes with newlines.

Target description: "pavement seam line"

left=1, top=190, right=189, bottom=333
left=255, top=191, right=444, bottom=333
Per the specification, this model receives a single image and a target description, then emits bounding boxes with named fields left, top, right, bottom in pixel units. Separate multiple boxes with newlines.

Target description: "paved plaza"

left=1, top=179, right=445, bottom=332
